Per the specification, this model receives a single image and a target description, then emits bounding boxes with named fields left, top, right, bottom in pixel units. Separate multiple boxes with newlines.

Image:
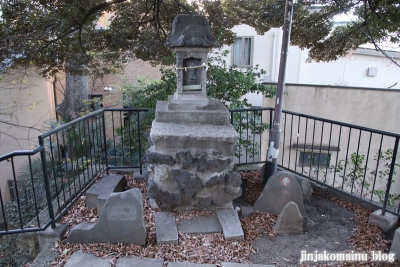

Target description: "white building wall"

left=221, top=24, right=400, bottom=100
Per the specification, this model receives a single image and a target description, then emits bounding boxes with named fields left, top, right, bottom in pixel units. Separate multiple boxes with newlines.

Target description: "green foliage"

left=0, top=235, right=18, bottom=267
left=1, top=0, right=399, bottom=77
left=312, top=149, right=400, bottom=208
left=370, top=149, right=400, bottom=207
left=207, top=50, right=276, bottom=109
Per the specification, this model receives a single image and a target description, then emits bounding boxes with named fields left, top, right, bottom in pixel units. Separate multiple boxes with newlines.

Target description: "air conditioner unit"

left=367, top=67, right=378, bottom=77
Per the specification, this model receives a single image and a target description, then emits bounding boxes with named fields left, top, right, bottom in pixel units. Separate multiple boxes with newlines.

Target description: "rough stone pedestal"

left=369, top=209, right=399, bottom=232
left=146, top=98, right=240, bottom=210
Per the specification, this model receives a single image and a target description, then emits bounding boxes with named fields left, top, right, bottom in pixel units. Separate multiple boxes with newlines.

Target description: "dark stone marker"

left=254, top=171, right=305, bottom=215
left=66, top=188, right=146, bottom=245
left=272, top=201, right=303, bottom=234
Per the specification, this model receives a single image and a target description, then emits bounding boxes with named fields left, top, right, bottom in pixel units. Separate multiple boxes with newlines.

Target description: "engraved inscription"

left=107, top=206, right=137, bottom=221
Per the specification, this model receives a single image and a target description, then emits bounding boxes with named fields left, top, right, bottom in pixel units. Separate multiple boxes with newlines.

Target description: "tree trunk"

left=57, top=70, right=88, bottom=120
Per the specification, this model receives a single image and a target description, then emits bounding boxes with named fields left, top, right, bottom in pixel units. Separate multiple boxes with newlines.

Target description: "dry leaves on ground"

left=53, top=172, right=276, bottom=267
left=52, top=170, right=395, bottom=267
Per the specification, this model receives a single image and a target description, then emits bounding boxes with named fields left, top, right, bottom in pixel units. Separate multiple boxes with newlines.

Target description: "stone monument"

left=146, top=14, right=241, bottom=210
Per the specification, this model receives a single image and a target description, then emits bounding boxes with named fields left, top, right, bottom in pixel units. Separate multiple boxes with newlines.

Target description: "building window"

left=232, top=37, right=253, bottom=67
left=299, top=152, right=331, bottom=166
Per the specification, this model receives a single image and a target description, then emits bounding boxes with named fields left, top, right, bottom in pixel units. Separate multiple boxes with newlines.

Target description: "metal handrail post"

left=101, top=111, right=109, bottom=175
left=38, top=136, right=56, bottom=229
left=137, top=111, right=143, bottom=174
left=382, top=136, right=399, bottom=215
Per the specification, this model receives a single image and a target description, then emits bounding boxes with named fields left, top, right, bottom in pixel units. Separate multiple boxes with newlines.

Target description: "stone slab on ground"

left=390, top=227, right=400, bottom=260
left=178, top=215, right=223, bottom=234
left=66, top=188, right=146, bottom=245
left=64, top=251, right=110, bottom=267
left=221, top=263, right=275, bottom=267
left=254, top=171, right=305, bottom=215
left=117, top=257, right=164, bottom=267
left=155, top=212, right=179, bottom=244
left=217, top=209, right=244, bottom=241
left=273, top=201, right=303, bottom=234
left=369, top=209, right=399, bottom=232
left=86, top=174, right=127, bottom=213
left=167, top=262, right=216, bottom=267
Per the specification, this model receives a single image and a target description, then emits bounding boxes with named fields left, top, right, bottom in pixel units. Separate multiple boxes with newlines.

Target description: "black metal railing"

left=1, top=106, right=399, bottom=236
left=0, top=108, right=148, bottom=235
left=230, top=107, right=400, bottom=217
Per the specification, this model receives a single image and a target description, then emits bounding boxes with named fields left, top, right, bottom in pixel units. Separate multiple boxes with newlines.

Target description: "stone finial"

left=165, top=14, right=218, bottom=47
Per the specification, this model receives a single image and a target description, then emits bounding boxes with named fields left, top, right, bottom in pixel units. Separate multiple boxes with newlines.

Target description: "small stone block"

left=117, top=257, right=164, bottom=267
left=240, top=206, right=254, bottom=218
left=155, top=212, right=179, bottom=245
left=369, top=209, right=399, bottom=232
left=217, top=209, right=244, bottom=241
left=178, top=215, right=222, bottom=234
left=86, top=175, right=127, bottom=210
left=167, top=262, right=216, bottom=267
left=273, top=201, right=303, bottom=234
left=37, top=223, right=68, bottom=251
left=389, top=228, right=400, bottom=260
left=64, top=251, right=110, bottom=267
left=221, top=263, right=275, bottom=267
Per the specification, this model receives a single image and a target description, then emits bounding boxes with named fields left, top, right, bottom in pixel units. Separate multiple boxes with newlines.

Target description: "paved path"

left=63, top=250, right=275, bottom=267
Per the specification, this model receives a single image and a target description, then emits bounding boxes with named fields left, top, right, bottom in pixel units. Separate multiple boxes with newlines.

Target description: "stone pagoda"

left=145, top=14, right=241, bottom=210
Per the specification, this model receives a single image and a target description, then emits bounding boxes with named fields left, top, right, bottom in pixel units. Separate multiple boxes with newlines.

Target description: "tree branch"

left=0, top=120, right=43, bottom=132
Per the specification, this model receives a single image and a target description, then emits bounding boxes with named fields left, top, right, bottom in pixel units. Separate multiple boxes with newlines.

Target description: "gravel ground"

left=249, top=193, right=356, bottom=266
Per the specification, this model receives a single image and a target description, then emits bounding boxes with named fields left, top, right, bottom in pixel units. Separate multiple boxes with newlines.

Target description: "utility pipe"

left=263, top=0, right=295, bottom=185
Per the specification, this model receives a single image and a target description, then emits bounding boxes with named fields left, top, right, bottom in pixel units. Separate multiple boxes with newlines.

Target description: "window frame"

left=298, top=151, right=331, bottom=166
left=231, top=36, right=254, bottom=68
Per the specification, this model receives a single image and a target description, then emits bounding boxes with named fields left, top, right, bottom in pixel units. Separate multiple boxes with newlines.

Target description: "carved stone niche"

left=173, top=47, right=209, bottom=106
left=164, top=14, right=218, bottom=107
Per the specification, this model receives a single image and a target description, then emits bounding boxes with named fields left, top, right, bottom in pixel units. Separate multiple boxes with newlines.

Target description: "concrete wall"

left=260, top=84, right=400, bottom=206
left=0, top=67, right=55, bottom=202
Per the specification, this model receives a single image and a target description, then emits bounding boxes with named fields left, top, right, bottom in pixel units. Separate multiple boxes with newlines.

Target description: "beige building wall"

left=261, top=84, right=400, bottom=207
left=0, top=67, right=55, bottom=202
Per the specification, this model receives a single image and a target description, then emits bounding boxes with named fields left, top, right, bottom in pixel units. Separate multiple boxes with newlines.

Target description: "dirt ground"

left=12, top=171, right=394, bottom=267
left=248, top=193, right=356, bottom=266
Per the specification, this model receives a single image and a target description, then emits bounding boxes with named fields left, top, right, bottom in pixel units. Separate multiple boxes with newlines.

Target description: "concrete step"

left=221, top=263, right=275, bottom=267
left=217, top=209, right=244, bottom=241
left=167, top=262, right=216, bottom=267
left=63, top=251, right=275, bottom=267
left=155, top=212, right=179, bottom=244
left=177, top=214, right=222, bottom=234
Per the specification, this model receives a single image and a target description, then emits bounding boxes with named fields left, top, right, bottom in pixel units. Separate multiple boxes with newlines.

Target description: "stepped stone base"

left=156, top=98, right=230, bottom=125
left=150, top=121, right=238, bottom=155
left=147, top=98, right=240, bottom=210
